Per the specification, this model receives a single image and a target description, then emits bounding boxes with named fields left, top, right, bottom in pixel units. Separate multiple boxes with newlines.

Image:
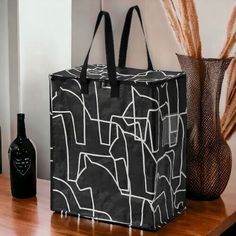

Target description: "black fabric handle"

left=80, top=11, right=119, bottom=97
left=118, top=5, right=154, bottom=70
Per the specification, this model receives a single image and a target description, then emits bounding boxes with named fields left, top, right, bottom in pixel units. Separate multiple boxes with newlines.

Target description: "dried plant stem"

left=220, top=33, right=236, bottom=58
left=162, top=0, right=202, bottom=58
left=227, top=57, right=236, bottom=100
left=186, top=0, right=202, bottom=58
left=162, top=0, right=235, bottom=138
left=221, top=5, right=236, bottom=139
left=227, top=5, right=236, bottom=39
left=178, top=0, right=195, bottom=56
left=222, top=57, right=236, bottom=140
left=220, top=5, right=236, bottom=58
left=161, top=0, right=189, bottom=54
left=222, top=111, right=236, bottom=139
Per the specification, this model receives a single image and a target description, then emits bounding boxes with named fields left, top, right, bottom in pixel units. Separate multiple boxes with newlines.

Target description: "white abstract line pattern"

left=50, top=64, right=187, bottom=230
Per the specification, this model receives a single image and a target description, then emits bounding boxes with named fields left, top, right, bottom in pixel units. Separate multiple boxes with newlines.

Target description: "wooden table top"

left=0, top=175, right=235, bottom=236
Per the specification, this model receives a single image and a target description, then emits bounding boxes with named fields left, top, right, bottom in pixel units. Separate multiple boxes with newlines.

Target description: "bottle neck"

left=17, top=114, right=26, bottom=138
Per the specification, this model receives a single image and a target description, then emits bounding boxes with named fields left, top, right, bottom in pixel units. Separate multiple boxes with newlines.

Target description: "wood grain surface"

left=0, top=175, right=235, bottom=236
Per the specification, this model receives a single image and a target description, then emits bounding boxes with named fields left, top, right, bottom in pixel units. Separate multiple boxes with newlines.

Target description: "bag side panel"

left=50, top=73, right=187, bottom=230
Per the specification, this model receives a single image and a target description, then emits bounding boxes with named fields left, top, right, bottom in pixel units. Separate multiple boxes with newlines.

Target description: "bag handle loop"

left=80, top=11, right=119, bottom=97
left=118, top=5, right=154, bottom=70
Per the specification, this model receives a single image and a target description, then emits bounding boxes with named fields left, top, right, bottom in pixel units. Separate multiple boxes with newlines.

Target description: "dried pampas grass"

left=186, top=0, right=202, bottom=58
left=222, top=57, right=236, bottom=140
left=220, top=6, right=236, bottom=139
left=161, top=0, right=187, bottom=54
left=161, top=0, right=202, bottom=58
left=178, top=0, right=194, bottom=56
left=161, top=0, right=236, bottom=140
left=219, top=5, right=236, bottom=59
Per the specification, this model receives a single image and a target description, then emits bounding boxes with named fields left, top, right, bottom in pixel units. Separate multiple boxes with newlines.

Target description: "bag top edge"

left=50, top=64, right=185, bottom=84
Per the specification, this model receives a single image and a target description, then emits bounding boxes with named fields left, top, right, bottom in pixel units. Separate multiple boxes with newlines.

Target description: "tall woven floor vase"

left=177, top=54, right=232, bottom=200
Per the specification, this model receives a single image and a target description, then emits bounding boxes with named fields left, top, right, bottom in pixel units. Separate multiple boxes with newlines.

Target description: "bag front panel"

left=50, top=73, right=186, bottom=230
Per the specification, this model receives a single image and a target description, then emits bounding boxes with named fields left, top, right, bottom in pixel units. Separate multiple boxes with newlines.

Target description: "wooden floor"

left=0, top=175, right=235, bottom=236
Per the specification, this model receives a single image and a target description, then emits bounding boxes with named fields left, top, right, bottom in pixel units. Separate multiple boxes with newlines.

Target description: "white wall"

left=72, top=0, right=236, bottom=188
left=72, top=0, right=104, bottom=67
left=72, top=0, right=180, bottom=70
left=0, top=0, right=11, bottom=174
left=72, top=0, right=235, bottom=68
left=8, top=0, right=20, bottom=141
left=18, top=0, right=71, bottom=179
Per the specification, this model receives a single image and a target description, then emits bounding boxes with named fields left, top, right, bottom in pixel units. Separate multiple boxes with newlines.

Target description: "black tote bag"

left=50, top=7, right=187, bottom=231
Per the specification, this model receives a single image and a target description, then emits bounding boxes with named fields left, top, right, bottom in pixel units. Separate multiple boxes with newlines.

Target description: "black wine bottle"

left=8, top=113, right=36, bottom=198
